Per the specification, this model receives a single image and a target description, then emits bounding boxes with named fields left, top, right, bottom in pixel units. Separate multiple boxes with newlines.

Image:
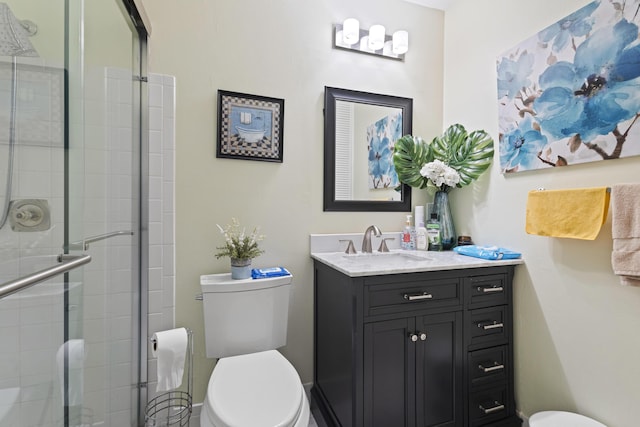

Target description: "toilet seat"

left=202, top=350, right=308, bottom=427
left=530, top=411, right=606, bottom=427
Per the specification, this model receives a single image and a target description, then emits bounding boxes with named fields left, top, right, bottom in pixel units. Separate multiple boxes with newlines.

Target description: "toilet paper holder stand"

left=145, top=328, right=193, bottom=427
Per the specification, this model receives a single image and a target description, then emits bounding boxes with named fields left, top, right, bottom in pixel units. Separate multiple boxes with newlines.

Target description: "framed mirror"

left=323, top=86, right=412, bottom=211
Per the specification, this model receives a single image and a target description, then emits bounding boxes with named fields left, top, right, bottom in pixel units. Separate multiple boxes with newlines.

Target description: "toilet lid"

left=205, top=350, right=303, bottom=427
left=530, top=411, right=607, bottom=427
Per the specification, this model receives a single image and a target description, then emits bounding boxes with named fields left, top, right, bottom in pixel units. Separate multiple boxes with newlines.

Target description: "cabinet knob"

left=419, top=332, right=427, bottom=341
left=409, top=333, right=418, bottom=342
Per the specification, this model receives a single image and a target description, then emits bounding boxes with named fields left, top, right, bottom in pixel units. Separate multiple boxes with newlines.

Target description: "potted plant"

left=393, top=124, right=494, bottom=249
left=215, top=218, right=265, bottom=279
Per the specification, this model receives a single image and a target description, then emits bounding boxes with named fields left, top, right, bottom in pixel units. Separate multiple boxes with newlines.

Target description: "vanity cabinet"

left=311, top=261, right=520, bottom=427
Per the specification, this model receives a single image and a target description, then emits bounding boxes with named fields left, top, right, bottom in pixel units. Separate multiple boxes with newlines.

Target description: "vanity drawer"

left=468, top=306, right=508, bottom=347
left=469, top=385, right=511, bottom=426
left=466, top=274, right=508, bottom=309
left=365, top=277, right=461, bottom=316
left=468, top=345, right=508, bottom=388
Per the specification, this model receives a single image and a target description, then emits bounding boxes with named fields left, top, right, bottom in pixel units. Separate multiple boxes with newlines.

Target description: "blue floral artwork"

left=497, top=0, right=640, bottom=173
left=367, top=112, right=402, bottom=189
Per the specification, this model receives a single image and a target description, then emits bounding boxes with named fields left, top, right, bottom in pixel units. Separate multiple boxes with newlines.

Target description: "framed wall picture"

left=217, top=90, right=285, bottom=162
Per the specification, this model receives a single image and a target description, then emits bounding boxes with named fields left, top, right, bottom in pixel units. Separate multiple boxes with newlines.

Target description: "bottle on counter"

left=415, top=206, right=428, bottom=251
left=401, top=214, right=415, bottom=250
left=426, top=213, right=442, bottom=251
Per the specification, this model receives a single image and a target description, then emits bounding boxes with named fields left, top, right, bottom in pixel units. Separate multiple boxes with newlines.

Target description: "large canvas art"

left=497, top=1, right=640, bottom=173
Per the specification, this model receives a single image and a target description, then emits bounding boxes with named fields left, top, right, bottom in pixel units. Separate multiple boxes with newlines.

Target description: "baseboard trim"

left=517, top=409, right=530, bottom=427
left=189, top=402, right=202, bottom=427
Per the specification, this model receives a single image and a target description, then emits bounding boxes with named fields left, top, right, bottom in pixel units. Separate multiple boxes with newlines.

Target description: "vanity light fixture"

left=334, top=19, right=408, bottom=61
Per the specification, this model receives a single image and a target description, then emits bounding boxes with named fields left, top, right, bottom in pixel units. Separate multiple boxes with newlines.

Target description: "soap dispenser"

left=402, top=215, right=415, bottom=250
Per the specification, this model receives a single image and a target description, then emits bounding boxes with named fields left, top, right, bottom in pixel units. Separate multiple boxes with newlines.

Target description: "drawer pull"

left=478, top=286, right=504, bottom=293
left=478, top=362, right=505, bottom=373
left=479, top=401, right=505, bottom=414
left=403, top=292, right=433, bottom=301
left=478, top=321, right=504, bottom=330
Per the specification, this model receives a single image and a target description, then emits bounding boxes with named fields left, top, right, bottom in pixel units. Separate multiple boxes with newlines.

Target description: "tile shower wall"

left=145, top=73, right=176, bottom=399
left=94, top=66, right=137, bottom=426
left=0, top=60, right=67, bottom=426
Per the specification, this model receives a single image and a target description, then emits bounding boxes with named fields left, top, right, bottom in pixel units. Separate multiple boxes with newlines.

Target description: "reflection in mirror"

left=324, top=87, right=412, bottom=211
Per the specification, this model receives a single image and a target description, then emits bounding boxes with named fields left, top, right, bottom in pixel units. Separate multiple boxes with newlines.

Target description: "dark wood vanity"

left=311, top=258, right=522, bottom=427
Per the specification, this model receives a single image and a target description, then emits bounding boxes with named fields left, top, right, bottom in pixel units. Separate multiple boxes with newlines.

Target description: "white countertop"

left=311, top=249, right=524, bottom=277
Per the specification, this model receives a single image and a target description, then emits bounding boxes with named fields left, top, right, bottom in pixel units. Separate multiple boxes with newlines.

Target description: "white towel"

left=56, top=339, right=85, bottom=406
left=152, top=328, right=188, bottom=392
left=611, top=183, right=640, bottom=286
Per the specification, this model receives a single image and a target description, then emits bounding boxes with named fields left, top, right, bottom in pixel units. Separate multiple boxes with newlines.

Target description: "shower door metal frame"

left=124, top=1, right=150, bottom=424
left=120, top=0, right=150, bottom=424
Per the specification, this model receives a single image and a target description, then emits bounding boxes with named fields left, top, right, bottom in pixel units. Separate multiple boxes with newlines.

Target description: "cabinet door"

left=364, top=318, right=415, bottom=427
left=415, top=311, right=463, bottom=427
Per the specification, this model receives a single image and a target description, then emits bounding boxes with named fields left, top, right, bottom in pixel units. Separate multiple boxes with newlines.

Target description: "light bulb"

left=342, top=18, right=360, bottom=45
left=368, top=24, right=385, bottom=51
left=392, top=30, right=409, bottom=55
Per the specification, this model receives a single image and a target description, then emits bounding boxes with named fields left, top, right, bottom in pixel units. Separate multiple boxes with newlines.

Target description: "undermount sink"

left=342, top=252, right=431, bottom=265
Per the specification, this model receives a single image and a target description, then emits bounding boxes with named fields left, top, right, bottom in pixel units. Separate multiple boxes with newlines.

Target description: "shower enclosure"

left=0, top=0, right=148, bottom=425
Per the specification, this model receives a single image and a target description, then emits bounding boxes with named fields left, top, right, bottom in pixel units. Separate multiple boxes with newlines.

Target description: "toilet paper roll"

left=152, top=327, right=188, bottom=392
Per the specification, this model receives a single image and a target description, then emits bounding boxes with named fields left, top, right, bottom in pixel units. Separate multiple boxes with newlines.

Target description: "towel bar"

left=536, top=187, right=610, bottom=193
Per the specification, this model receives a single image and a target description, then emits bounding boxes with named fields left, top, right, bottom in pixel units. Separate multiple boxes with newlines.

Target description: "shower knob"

left=8, top=199, right=51, bottom=232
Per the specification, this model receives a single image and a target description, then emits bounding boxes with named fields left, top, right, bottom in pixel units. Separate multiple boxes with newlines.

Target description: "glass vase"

left=432, top=191, right=456, bottom=250
left=230, top=258, right=252, bottom=280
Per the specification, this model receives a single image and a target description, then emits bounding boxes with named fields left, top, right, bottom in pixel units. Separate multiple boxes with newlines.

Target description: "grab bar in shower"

left=66, top=230, right=134, bottom=251
left=0, top=254, right=92, bottom=300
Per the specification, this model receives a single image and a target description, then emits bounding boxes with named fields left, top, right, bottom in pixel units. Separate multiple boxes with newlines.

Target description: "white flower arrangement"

left=419, top=159, right=461, bottom=191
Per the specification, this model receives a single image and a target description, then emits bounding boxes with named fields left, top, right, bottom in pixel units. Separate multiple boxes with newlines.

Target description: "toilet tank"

left=200, top=272, right=292, bottom=358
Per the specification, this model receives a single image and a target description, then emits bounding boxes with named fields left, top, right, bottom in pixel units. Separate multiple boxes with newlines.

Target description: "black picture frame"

left=323, top=86, right=412, bottom=212
left=217, top=90, right=285, bottom=162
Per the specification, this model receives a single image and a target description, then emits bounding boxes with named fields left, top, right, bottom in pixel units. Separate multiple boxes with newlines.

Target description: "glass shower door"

left=0, top=0, right=143, bottom=425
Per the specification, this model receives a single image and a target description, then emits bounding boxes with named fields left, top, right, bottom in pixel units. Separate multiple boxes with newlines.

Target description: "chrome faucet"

left=362, top=225, right=382, bottom=253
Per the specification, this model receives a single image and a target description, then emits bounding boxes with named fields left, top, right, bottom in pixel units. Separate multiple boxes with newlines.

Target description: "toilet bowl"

left=530, top=411, right=606, bottom=427
left=201, top=350, right=309, bottom=427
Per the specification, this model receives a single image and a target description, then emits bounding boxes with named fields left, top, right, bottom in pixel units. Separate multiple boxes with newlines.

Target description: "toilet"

left=530, top=411, right=606, bottom=427
left=199, top=272, right=310, bottom=427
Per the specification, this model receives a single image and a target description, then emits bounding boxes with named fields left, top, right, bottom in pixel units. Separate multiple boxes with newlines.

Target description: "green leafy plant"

left=215, top=218, right=265, bottom=260
left=393, top=124, right=494, bottom=192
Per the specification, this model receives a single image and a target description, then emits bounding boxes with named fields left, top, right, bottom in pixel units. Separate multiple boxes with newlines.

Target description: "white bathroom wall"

left=141, top=0, right=446, bottom=403
left=443, top=1, right=640, bottom=426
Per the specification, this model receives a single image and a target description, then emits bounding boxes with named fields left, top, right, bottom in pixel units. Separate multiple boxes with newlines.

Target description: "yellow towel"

left=611, top=183, right=640, bottom=286
left=525, top=187, right=610, bottom=240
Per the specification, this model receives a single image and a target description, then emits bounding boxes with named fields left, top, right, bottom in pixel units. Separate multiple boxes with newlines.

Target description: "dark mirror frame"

left=323, top=86, right=413, bottom=212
